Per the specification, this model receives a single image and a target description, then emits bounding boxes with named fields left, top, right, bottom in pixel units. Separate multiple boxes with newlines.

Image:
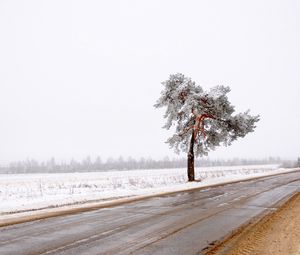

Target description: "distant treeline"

left=0, top=156, right=295, bottom=174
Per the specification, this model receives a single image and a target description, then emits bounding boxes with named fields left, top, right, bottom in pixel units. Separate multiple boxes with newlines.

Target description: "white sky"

left=0, top=0, right=299, bottom=164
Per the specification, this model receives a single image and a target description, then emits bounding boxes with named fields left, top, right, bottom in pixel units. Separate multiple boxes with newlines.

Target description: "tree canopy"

left=155, top=73, right=259, bottom=157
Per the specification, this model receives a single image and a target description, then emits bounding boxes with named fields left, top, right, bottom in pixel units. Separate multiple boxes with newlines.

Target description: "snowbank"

left=0, top=164, right=292, bottom=214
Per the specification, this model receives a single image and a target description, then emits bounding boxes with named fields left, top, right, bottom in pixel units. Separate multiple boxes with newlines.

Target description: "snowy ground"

left=0, top=164, right=296, bottom=215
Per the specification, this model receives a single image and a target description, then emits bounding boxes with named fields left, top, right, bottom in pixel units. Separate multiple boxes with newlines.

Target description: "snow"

left=0, top=164, right=295, bottom=215
left=155, top=73, right=259, bottom=157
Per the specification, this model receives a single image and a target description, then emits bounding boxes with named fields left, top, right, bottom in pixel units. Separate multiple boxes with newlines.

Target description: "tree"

left=155, top=73, right=259, bottom=181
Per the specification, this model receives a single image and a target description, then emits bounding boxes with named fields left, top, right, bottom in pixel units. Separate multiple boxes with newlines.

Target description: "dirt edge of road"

left=204, top=191, right=300, bottom=255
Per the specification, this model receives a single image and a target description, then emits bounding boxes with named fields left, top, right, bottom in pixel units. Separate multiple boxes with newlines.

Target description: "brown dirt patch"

left=205, top=192, right=300, bottom=255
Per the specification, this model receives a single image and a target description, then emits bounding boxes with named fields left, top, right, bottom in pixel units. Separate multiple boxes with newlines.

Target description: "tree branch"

left=193, top=114, right=215, bottom=139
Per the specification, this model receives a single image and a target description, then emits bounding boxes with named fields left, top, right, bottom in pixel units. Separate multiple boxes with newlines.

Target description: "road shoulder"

left=205, top=191, right=300, bottom=255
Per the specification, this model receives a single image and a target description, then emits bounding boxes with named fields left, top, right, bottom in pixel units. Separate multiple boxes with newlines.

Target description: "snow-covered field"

left=0, top=164, right=294, bottom=214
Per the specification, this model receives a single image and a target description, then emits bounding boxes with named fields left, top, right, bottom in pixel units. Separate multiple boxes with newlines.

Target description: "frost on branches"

left=155, top=73, right=259, bottom=181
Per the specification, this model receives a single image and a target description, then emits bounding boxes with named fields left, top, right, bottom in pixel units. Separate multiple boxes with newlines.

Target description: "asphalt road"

left=1, top=171, right=300, bottom=255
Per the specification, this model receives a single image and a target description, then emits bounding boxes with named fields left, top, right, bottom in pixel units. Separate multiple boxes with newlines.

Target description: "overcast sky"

left=0, top=0, right=299, bottom=164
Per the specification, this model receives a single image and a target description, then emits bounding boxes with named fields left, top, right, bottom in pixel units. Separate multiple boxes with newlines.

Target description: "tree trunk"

left=187, top=132, right=195, bottom=181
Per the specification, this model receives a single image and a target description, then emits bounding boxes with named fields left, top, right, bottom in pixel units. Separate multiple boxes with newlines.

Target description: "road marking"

left=40, top=228, right=120, bottom=255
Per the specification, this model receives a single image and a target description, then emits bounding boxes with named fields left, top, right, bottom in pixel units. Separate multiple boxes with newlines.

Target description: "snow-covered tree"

left=155, top=73, right=259, bottom=181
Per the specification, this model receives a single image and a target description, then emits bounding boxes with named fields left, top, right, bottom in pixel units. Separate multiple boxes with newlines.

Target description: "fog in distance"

left=0, top=0, right=299, bottom=164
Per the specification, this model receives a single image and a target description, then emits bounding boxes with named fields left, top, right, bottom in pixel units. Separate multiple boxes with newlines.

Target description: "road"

left=0, top=171, right=300, bottom=255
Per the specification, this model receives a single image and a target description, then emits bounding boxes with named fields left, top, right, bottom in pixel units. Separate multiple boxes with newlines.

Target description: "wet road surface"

left=1, top=171, right=300, bottom=255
